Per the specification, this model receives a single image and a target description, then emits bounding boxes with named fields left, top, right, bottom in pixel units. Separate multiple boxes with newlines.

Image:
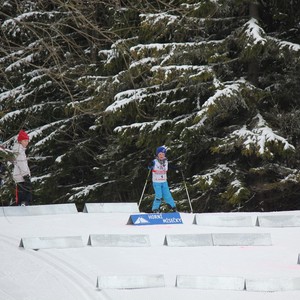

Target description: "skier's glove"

left=147, top=161, right=154, bottom=170
left=23, top=175, right=31, bottom=184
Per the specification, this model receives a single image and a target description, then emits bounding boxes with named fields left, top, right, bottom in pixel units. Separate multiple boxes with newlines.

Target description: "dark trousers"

left=16, top=182, right=32, bottom=206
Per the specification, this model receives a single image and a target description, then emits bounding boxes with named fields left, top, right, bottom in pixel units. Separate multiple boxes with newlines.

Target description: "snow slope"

left=1, top=205, right=300, bottom=300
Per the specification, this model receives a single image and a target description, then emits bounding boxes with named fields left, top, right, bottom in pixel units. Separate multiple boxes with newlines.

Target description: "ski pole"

left=180, top=169, right=193, bottom=213
left=138, top=169, right=151, bottom=208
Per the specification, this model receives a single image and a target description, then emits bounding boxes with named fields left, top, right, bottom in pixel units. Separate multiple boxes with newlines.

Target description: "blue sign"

left=128, top=212, right=183, bottom=226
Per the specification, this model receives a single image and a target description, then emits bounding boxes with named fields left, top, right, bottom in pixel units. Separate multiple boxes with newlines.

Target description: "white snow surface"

left=2, top=207, right=300, bottom=299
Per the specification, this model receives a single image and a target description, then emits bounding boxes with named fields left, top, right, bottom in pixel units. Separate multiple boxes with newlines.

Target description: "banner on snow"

left=127, top=212, right=183, bottom=226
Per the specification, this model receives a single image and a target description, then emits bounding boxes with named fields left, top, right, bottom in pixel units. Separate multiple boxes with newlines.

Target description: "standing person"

left=12, top=130, right=32, bottom=206
left=149, top=146, right=177, bottom=213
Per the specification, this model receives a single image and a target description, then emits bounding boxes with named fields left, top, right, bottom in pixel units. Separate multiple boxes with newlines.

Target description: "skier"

left=148, top=146, right=177, bottom=213
left=12, top=130, right=32, bottom=206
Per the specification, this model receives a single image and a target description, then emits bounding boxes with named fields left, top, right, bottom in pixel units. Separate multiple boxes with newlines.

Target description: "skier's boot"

left=167, top=203, right=177, bottom=212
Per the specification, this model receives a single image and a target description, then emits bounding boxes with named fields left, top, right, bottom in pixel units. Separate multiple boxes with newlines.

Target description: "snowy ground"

left=1, top=206, right=300, bottom=300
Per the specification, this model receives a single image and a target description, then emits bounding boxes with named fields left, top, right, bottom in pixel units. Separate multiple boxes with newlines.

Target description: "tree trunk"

left=248, top=1, right=260, bottom=86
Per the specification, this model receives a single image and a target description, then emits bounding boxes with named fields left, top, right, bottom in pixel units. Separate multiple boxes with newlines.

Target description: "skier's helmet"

left=156, top=146, right=167, bottom=156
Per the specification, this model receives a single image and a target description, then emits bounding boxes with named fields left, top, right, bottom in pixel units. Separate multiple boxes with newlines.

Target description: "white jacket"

left=12, top=142, right=31, bottom=183
left=152, top=158, right=168, bottom=183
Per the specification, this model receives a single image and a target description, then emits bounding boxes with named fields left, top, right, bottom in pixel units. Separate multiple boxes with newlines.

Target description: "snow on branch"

left=114, top=121, right=153, bottom=133
left=33, top=120, right=71, bottom=148
left=114, top=119, right=172, bottom=133
left=2, top=11, right=60, bottom=29
left=151, top=65, right=212, bottom=81
left=130, top=40, right=224, bottom=62
left=140, top=12, right=179, bottom=26
left=105, top=85, right=183, bottom=112
left=232, top=113, right=295, bottom=156
left=68, top=182, right=113, bottom=202
left=185, top=80, right=248, bottom=130
left=0, top=85, right=25, bottom=104
left=193, top=164, right=233, bottom=186
left=0, top=145, right=14, bottom=161
left=0, top=50, right=24, bottom=64
left=0, top=104, right=43, bottom=124
left=105, top=87, right=151, bottom=112
left=202, top=82, right=241, bottom=108
left=230, top=179, right=243, bottom=195
left=269, top=37, right=300, bottom=52
left=5, top=53, right=37, bottom=72
left=279, top=40, right=300, bottom=52
left=129, top=57, right=158, bottom=69
left=243, top=18, right=266, bottom=46
left=0, top=100, right=65, bottom=125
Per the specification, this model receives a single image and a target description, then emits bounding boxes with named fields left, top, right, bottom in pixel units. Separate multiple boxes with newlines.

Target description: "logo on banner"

left=128, top=212, right=183, bottom=226
left=134, top=217, right=150, bottom=224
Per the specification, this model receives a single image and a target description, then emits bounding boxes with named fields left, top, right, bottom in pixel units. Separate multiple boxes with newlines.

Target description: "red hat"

left=17, top=130, right=29, bottom=141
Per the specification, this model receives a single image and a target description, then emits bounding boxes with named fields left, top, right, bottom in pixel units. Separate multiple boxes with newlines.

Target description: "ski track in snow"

left=0, top=233, right=108, bottom=300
